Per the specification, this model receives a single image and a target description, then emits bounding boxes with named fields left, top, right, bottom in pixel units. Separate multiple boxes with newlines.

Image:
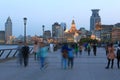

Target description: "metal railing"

left=0, top=47, right=33, bottom=61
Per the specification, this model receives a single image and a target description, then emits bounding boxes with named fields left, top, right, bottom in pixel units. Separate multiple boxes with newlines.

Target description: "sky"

left=0, top=0, right=120, bottom=37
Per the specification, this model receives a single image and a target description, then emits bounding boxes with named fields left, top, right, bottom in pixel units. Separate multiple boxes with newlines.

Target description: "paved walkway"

left=0, top=48, right=120, bottom=80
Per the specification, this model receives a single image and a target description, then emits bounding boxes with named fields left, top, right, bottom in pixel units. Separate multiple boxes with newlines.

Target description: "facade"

left=0, top=31, right=5, bottom=44
left=5, top=17, right=12, bottom=43
left=44, top=30, right=51, bottom=39
left=115, top=23, right=120, bottom=27
left=52, top=22, right=64, bottom=43
left=64, top=19, right=80, bottom=42
left=112, top=27, right=120, bottom=43
left=52, top=22, right=60, bottom=38
left=60, top=22, right=67, bottom=31
left=79, top=27, right=88, bottom=38
left=101, top=25, right=113, bottom=42
left=90, top=9, right=101, bottom=32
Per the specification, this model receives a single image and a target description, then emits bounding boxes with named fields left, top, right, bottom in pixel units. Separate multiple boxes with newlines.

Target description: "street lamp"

left=23, top=17, right=27, bottom=43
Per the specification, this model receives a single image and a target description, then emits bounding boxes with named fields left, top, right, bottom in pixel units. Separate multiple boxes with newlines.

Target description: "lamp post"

left=23, top=17, right=27, bottom=44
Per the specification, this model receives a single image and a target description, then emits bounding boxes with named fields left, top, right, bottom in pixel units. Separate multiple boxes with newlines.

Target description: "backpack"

left=62, top=49, right=68, bottom=58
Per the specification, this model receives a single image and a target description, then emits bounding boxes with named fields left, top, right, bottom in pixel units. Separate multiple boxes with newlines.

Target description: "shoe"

left=105, top=67, right=109, bottom=69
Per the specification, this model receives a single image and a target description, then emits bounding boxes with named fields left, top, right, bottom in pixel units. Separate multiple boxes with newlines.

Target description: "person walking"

left=61, top=43, right=68, bottom=69
left=68, top=45, right=74, bottom=69
left=33, top=41, right=38, bottom=60
left=75, top=43, right=79, bottom=57
left=22, top=43, right=30, bottom=67
left=105, top=43, right=116, bottom=69
left=17, top=41, right=23, bottom=66
left=116, top=44, right=120, bottom=69
left=93, top=43, right=97, bottom=56
left=79, top=44, right=83, bottom=56
left=87, top=43, right=91, bottom=56
left=49, top=43, right=54, bottom=53
left=105, top=43, right=109, bottom=55
left=37, top=42, right=48, bottom=70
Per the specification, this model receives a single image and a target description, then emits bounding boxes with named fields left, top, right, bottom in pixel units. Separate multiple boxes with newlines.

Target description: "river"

left=0, top=45, right=33, bottom=49
left=0, top=45, right=18, bottom=49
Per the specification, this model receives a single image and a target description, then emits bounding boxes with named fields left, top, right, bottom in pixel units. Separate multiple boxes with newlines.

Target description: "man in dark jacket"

left=22, top=43, right=29, bottom=67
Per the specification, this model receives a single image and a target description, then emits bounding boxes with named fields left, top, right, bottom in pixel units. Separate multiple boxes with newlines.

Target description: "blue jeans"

left=40, top=57, right=45, bottom=68
left=61, top=58, right=67, bottom=69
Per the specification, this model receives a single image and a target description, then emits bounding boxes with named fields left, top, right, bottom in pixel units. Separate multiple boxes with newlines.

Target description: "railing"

left=0, top=47, right=33, bottom=62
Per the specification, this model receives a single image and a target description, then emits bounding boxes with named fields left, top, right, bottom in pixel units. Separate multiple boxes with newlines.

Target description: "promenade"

left=0, top=47, right=120, bottom=80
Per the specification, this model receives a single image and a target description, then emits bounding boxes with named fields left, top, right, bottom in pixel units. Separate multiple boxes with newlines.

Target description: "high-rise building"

left=44, top=30, right=51, bottom=38
left=90, top=9, right=101, bottom=32
left=60, top=22, right=66, bottom=31
left=52, top=22, right=64, bottom=43
left=52, top=22, right=61, bottom=38
left=5, top=17, right=12, bottom=43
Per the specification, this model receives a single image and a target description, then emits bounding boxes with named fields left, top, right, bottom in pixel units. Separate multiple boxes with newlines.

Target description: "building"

left=52, top=22, right=64, bottom=43
left=90, top=9, right=101, bottom=32
left=44, top=30, right=51, bottom=39
left=112, top=27, right=120, bottom=43
left=60, top=22, right=67, bottom=31
left=52, top=22, right=60, bottom=38
left=101, top=25, right=113, bottom=42
left=79, top=27, right=88, bottom=38
left=5, top=17, right=12, bottom=43
left=52, top=22, right=63, bottom=38
left=64, top=19, right=81, bottom=42
left=0, top=31, right=5, bottom=44
left=115, top=23, right=120, bottom=27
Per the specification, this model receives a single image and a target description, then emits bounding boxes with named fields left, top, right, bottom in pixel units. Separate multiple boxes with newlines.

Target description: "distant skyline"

left=0, top=0, right=120, bottom=37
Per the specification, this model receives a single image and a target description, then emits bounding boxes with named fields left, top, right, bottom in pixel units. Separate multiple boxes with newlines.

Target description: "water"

left=0, top=45, right=17, bottom=49
left=0, top=45, right=33, bottom=49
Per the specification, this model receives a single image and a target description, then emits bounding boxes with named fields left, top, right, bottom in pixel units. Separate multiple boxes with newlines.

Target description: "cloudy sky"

left=0, top=0, right=120, bottom=37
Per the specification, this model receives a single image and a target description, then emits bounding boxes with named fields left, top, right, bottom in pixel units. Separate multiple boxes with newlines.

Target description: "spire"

left=68, top=19, right=78, bottom=33
left=72, top=19, right=75, bottom=24
left=7, top=16, right=12, bottom=22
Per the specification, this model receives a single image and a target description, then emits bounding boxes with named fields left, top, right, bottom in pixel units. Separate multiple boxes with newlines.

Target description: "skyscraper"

left=52, top=22, right=61, bottom=38
left=60, top=22, right=66, bottom=31
left=90, top=9, right=101, bottom=32
left=5, top=17, right=12, bottom=43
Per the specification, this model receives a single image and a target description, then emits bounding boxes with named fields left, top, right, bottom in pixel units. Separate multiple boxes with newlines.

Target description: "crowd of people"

left=60, top=42, right=97, bottom=69
left=17, top=40, right=120, bottom=70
